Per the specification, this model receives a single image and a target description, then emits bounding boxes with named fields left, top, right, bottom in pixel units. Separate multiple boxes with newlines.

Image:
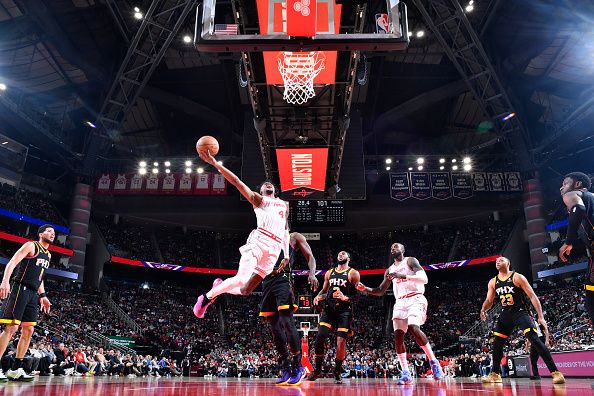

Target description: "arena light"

left=138, top=168, right=147, bottom=175
left=463, top=157, right=471, bottom=164
left=452, top=165, right=459, bottom=171
left=407, top=31, right=412, bottom=37
left=85, top=120, right=96, bottom=128
left=439, top=166, right=445, bottom=170
left=185, top=160, right=192, bottom=166
left=439, top=158, right=445, bottom=164
left=0, top=83, right=7, bottom=91
left=133, top=6, right=140, bottom=12
left=385, top=158, right=392, bottom=164
left=197, top=167, right=204, bottom=174
left=164, top=161, right=171, bottom=167
left=153, top=161, right=159, bottom=166
left=139, top=161, right=147, bottom=167
left=183, top=35, right=192, bottom=43
left=416, top=157, right=424, bottom=164
left=142, top=283, right=149, bottom=289
left=451, top=159, right=457, bottom=163
left=134, top=11, right=143, bottom=20
left=185, top=167, right=192, bottom=174
left=408, top=167, right=413, bottom=171
left=465, top=4, right=474, bottom=12
left=2, top=141, right=8, bottom=145
left=502, top=112, right=516, bottom=121
left=152, top=168, right=159, bottom=174
left=386, top=166, right=391, bottom=171
left=165, top=169, right=171, bottom=174
left=417, top=165, right=423, bottom=171
left=463, top=164, right=472, bottom=172
left=416, top=30, right=425, bottom=38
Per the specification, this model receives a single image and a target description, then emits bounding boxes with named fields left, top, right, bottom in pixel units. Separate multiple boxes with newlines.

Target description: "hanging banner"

left=194, top=173, right=211, bottom=195
left=145, top=173, right=160, bottom=194
left=472, top=172, right=488, bottom=191
left=276, top=148, right=329, bottom=195
left=505, top=172, right=523, bottom=192
left=96, top=174, right=112, bottom=194
left=113, top=174, right=128, bottom=194
left=130, top=174, right=144, bottom=193
left=410, top=172, right=431, bottom=200
left=390, top=173, right=411, bottom=201
left=211, top=173, right=228, bottom=195
left=178, top=173, right=194, bottom=195
left=430, top=172, right=452, bottom=200
left=161, top=173, right=177, bottom=194
left=451, top=173, right=473, bottom=199
left=488, top=172, right=505, bottom=191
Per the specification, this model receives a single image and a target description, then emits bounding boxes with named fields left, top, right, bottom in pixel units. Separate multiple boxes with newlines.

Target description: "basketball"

left=196, top=136, right=219, bottom=156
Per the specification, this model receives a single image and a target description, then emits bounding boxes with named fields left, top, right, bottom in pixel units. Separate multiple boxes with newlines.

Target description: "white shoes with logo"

left=6, top=368, right=34, bottom=381
left=0, top=369, right=7, bottom=382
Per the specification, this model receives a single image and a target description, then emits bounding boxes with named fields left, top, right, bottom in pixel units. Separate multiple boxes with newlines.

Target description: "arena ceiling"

left=0, top=0, right=593, bottom=181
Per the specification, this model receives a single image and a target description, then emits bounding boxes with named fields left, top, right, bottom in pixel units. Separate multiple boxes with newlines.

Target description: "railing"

left=101, top=291, right=143, bottom=335
left=461, top=305, right=501, bottom=341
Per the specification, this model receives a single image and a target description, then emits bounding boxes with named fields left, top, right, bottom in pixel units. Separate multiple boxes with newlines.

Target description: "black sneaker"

left=530, top=375, right=541, bottom=380
left=307, top=371, right=322, bottom=381
left=334, top=372, right=343, bottom=384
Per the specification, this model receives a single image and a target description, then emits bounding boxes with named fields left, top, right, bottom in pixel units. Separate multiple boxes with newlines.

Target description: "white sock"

left=397, top=353, right=409, bottom=372
left=206, top=276, right=246, bottom=299
left=420, top=343, right=436, bottom=361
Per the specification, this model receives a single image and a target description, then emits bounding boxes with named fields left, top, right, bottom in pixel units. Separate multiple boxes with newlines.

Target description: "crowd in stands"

left=0, top=184, right=65, bottom=226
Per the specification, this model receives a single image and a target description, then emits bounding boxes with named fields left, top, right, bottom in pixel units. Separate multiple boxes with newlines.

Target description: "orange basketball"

left=196, top=136, right=219, bottom=156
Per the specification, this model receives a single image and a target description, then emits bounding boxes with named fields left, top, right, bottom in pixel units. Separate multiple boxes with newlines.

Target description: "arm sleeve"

left=406, top=270, right=428, bottom=284
left=565, top=204, right=586, bottom=244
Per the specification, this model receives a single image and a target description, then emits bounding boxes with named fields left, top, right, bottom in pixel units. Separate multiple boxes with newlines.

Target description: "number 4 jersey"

left=494, top=271, right=528, bottom=312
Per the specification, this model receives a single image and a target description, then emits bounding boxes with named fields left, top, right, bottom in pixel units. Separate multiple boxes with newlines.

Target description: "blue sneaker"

left=275, top=369, right=292, bottom=385
left=287, top=367, right=306, bottom=386
left=430, top=359, right=444, bottom=380
left=397, top=370, right=413, bottom=385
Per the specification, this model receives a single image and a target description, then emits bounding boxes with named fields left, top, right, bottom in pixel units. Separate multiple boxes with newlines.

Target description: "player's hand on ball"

left=198, top=149, right=216, bottom=166
left=40, top=297, right=52, bottom=313
left=0, top=281, right=10, bottom=299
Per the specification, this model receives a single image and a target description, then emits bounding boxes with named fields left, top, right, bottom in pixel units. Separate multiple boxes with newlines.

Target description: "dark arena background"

left=0, top=0, right=593, bottom=395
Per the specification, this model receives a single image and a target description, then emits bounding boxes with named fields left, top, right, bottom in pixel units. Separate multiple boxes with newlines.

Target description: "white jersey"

left=389, top=257, right=425, bottom=298
left=253, top=195, right=288, bottom=243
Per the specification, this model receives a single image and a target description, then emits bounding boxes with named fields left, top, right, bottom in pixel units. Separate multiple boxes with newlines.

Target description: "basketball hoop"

left=300, top=322, right=311, bottom=339
left=277, top=51, right=326, bottom=105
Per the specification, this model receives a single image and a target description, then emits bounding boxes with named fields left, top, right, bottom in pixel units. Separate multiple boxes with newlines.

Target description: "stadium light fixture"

left=138, top=168, right=147, bottom=175
left=439, top=158, right=445, bottom=164
left=139, top=161, right=147, bottom=167
left=386, top=166, right=391, bottom=171
left=134, top=11, right=143, bottom=20
left=439, top=166, right=445, bottom=170
left=502, top=112, right=516, bottom=121
left=197, top=167, right=204, bottom=174
left=416, top=30, right=425, bottom=38
left=142, top=283, right=149, bottom=289
left=183, top=35, right=192, bottom=43
left=2, top=141, right=8, bottom=145
left=185, top=167, right=192, bottom=174
left=452, top=165, right=459, bottom=171
left=465, top=4, right=474, bottom=12
left=85, top=120, right=97, bottom=128
left=153, top=161, right=159, bottom=166
left=0, top=83, right=7, bottom=91
left=385, top=158, right=392, bottom=164
left=451, top=159, right=457, bottom=163
left=165, top=169, right=171, bottom=174
left=416, top=157, right=424, bottom=164
left=164, top=161, right=171, bottom=167
left=463, top=164, right=472, bottom=172
left=408, top=167, right=413, bottom=171
left=417, top=165, right=423, bottom=171
left=407, top=31, right=412, bottom=37
left=185, top=160, right=192, bottom=167
left=152, top=168, right=159, bottom=174
left=463, top=157, right=471, bottom=164
left=134, top=7, right=140, bottom=12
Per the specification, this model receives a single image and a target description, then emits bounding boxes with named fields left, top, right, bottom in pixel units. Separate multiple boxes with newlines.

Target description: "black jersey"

left=577, top=190, right=594, bottom=285
left=12, top=241, right=51, bottom=289
left=326, top=267, right=356, bottom=309
left=494, top=272, right=528, bottom=312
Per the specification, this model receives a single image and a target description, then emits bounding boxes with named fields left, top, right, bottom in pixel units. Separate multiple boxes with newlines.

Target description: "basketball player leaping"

left=193, top=150, right=289, bottom=318
left=479, top=257, right=564, bottom=384
left=0, top=225, right=53, bottom=382
left=259, top=231, right=318, bottom=386
left=356, top=243, right=444, bottom=385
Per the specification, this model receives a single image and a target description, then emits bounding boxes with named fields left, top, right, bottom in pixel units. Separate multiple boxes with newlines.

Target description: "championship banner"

left=161, top=173, right=177, bottom=194
left=410, top=172, right=431, bottom=200
left=389, top=173, right=411, bottom=201
left=430, top=172, right=452, bottom=200
left=96, top=174, right=112, bottom=194
left=211, top=173, right=227, bottom=195
left=178, top=173, right=193, bottom=195
left=113, top=174, right=128, bottom=194
left=145, top=173, right=160, bottom=194
left=472, top=172, right=488, bottom=191
left=451, top=173, right=473, bottom=199
left=505, top=172, right=523, bottom=192
left=488, top=172, right=505, bottom=191
left=194, top=173, right=211, bottom=195
left=276, top=148, right=328, bottom=199
left=130, top=174, right=144, bottom=193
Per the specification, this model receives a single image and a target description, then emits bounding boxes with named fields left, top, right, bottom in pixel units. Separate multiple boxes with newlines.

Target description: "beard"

left=337, top=258, right=348, bottom=265
left=42, top=237, right=53, bottom=244
left=392, top=251, right=403, bottom=261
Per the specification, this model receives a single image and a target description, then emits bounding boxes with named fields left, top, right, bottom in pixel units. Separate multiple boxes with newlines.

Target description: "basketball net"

left=277, top=51, right=326, bottom=105
left=300, top=324, right=314, bottom=375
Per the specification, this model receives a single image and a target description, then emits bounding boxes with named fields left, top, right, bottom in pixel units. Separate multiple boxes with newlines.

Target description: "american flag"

left=214, top=24, right=238, bottom=36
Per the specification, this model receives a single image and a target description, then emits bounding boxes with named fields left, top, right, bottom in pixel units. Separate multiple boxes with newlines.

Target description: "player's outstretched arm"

left=294, top=232, right=319, bottom=290
left=0, top=241, right=35, bottom=299
left=356, top=269, right=392, bottom=297
left=199, top=150, right=263, bottom=207
left=514, top=273, right=548, bottom=331
left=480, top=278, right=496, bottom=321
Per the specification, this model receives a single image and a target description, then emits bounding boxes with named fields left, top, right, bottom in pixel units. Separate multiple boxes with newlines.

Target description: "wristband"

left=39, top=292, right=47, bottom=298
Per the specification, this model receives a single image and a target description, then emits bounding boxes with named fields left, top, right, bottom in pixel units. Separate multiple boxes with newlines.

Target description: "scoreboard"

left=298, top=294, right=313, bottom=310
left=290, top=200, right=345, bottom=225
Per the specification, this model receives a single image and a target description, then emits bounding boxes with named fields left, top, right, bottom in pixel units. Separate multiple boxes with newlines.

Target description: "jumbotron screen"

left=290, top=200, right=345, bottom=225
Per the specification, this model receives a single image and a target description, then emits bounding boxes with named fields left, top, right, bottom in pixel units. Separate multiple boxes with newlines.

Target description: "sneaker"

left=65, top=368, right=75, bottom=376
left=193, top=278, right=223, bottom=318
left=306, top=370, right=322, bottom=381
left=551, top=371, right=565, bottom=385
left=396, top=370, right=413, bottom=385
left=275, top=369, right=292, bottom=385
left=7, top=368, right=34, bottom=382
left=0, top=369, right=7, bottom=382
left=333, top=371, right=343, bottom=384
left=429, top=359, right=444, bottom=380
left=481, top=372, right=502, bottom=383
left=73, top=371, right=83, bottom=377
left=287, top=367, right=306, bottom=386
left=530, top=375, right=541, bottom=380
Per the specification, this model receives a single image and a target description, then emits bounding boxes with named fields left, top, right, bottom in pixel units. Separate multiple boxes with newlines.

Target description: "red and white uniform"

left=390, top=257, right=428, bottom=331
left=239, top=195, right=288, bottom=278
